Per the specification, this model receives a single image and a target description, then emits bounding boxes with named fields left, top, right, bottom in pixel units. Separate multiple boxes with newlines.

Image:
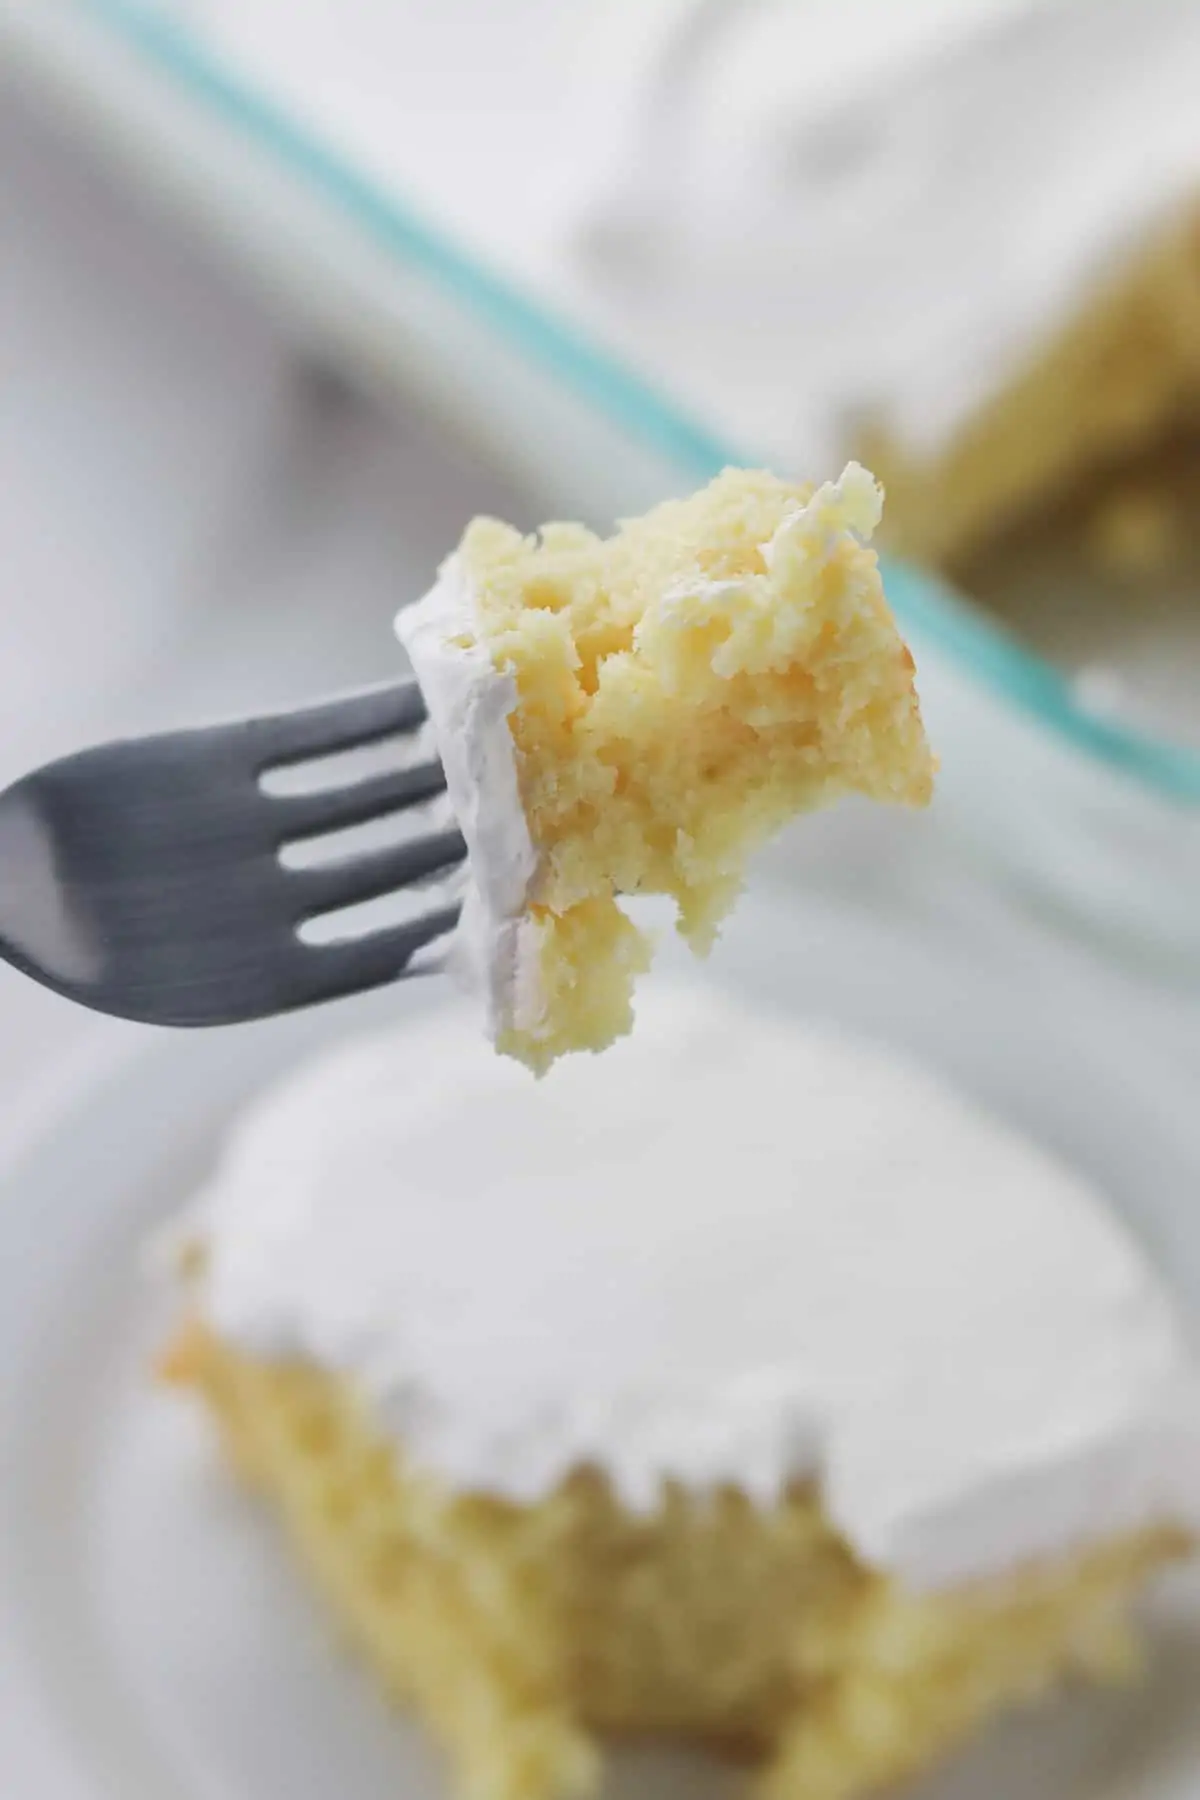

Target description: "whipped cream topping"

left=193, top=984, right=1200, bottom=1591
left=562, top=0, right=1200, bottom=470
left=397, top=561, right=542, bottom=1041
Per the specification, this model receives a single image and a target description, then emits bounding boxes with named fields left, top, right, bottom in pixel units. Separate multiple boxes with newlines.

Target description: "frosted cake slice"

left=398, top=465, right=933, bottom=1072
left=166, top=988, right=1198, bottom=1800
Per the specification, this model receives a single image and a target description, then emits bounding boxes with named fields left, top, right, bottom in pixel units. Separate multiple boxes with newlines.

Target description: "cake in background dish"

left=165, top=986, right=1199, bottom=1800
left=398, top=464, right=932, bottom=1072
left=866, top=209, right=1200, bottom=585
left=568, top=0, right=1200, bottom=728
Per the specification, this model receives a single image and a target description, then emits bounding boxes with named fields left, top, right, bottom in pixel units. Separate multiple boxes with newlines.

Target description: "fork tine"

left=294, top=904, right=461, bottom=1005
left=272, top=762, right=447, bottom=843
left=288, top=828, right=466, bottom=920
left=243, top=680, right=428, bottom=773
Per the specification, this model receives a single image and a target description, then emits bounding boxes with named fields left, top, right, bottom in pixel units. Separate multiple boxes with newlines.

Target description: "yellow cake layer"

left=454, top=465, right=933, bottom=1071
left=872, top=208, right=1200, bottom=575
left=166, top=1322, right=1187, bottom=1800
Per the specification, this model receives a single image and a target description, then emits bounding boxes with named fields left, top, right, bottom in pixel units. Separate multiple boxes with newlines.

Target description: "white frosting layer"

left=561, top=0, right=1200, bottom=469
left=195, top=985, right=1200, bottom=1591
left=396, top=562, right=542, bottom=1041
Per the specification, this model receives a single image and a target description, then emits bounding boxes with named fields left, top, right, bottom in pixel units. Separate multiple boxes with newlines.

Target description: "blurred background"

left=2, top=0, right=1200, bottom=1139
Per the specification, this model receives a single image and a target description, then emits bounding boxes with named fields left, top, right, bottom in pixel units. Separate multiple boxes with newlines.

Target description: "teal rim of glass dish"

left=76, top=0, right=1200, bottom=806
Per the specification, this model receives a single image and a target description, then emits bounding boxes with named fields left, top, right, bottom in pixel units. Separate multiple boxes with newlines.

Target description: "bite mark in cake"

left=398, top=465, right=933, bottom=1071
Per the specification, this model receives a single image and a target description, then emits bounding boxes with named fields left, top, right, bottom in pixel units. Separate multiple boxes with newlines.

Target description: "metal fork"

left=0, top=680, right=465, bottom=1027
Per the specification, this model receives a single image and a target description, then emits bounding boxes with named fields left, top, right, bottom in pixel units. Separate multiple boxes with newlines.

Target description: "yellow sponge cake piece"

left=399, top=464, right=933, bottom=1071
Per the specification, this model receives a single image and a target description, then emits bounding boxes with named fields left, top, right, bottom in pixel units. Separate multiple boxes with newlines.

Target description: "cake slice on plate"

left=165, top=988, right=1198, bottom=1800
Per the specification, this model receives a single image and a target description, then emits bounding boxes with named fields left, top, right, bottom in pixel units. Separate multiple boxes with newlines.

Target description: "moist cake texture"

left=166, top=989, right=1199, bottom=1800
left=399, top=466, right=933, bottom=1072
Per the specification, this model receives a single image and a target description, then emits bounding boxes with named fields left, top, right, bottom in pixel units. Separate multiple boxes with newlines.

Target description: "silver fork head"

left=0, top=680, right=466, bottom=1026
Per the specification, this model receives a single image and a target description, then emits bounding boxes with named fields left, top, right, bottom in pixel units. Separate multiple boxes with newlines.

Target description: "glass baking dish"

left=30, top=0, right=1200, bottom=975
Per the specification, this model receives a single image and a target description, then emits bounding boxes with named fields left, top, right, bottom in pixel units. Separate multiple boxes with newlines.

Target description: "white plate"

left=1, top=885, right=1198, bottom=1800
